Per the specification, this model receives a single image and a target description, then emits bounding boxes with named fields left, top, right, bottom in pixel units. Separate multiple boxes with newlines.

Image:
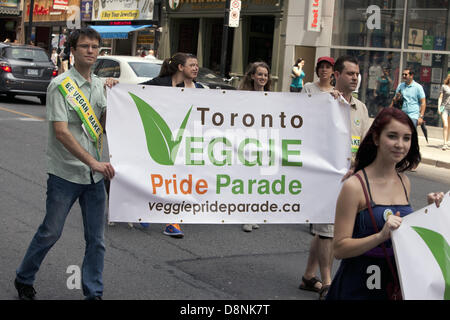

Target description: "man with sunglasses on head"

left=14, top=28, right=116, bottom=300
left=389, top=68, right=426, bottom=127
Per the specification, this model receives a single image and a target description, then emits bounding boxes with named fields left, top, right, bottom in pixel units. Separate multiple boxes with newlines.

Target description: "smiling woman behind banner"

left=237, top=61, right=271, bottom=232
left=326, top=107, right=444, bottom=300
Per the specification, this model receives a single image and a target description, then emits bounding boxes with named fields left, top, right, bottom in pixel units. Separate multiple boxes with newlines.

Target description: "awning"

left=89, top=25, right=152, bottom=39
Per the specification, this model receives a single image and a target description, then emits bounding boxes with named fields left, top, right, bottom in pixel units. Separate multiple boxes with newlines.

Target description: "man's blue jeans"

left=16, top=174, right=107, bottom=299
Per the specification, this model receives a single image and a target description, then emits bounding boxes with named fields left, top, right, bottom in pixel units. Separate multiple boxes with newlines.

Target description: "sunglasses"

left=402, top=73, right=409, bottom=76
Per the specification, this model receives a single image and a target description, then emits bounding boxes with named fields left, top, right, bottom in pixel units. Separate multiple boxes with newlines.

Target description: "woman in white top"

left=438, top=74, right=450, bottom=150
left=303, top=56, right=335, bottom=94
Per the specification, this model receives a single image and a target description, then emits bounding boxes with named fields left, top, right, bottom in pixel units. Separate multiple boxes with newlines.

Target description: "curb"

left=421, top=157, right=450, bottom=169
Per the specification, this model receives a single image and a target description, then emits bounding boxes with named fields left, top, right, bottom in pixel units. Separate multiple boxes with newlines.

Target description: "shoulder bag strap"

left=354, top=173, right=400, bottom=287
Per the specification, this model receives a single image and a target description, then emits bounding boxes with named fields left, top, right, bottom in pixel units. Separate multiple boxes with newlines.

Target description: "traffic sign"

left=228, top=9, right=240, bottom=28
left=230, top=0, right=241, bottom=10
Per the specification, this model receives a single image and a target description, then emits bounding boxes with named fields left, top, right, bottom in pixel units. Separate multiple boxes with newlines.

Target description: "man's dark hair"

left=333, top=55, right=359, bottom=73
left=68, top=28, right=101, bottom=49
left=403, top=67, right=414, bottom=76
left=159, top=52, right=197, bottom=77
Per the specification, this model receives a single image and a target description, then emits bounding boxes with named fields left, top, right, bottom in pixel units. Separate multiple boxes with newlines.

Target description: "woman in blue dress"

left=326, top=107, right=444, bottom=300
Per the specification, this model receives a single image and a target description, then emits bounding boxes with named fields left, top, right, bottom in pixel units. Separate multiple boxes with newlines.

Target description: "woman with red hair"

left=326, top=108, right=444, bottom=300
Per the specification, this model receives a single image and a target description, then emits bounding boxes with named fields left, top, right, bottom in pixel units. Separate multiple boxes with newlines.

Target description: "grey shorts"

left=312, top=223, right=334, bottom=238
left=443, top=108, right=450, bottom=118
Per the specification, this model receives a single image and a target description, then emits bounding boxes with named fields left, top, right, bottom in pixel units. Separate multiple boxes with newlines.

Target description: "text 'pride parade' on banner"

left=106, top=85, right=351, bottom=224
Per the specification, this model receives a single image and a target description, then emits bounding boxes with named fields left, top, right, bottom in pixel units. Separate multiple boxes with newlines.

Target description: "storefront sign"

left=107, top=85, right=351, bottom=224
left=0, top=0, right=19, bottom=8
left=422, top=53, right=432, bottom=67
left=434, top=36, right=446, bottom=51
left=137, top=29, right=154, bottom=45
left=422, top=35, right=434, bottom=50
left=430, top=84, right=441, bottom=99
left=307, top=0, right=322, bottom=32
left=24, top=0, right=77, bottom=22
left=433, top=54, right=444, bottom=67
left=53, top=0, right=68, bottom=10
left=92, top=0, right=154, bottom=21
left=432, top=68, right=442, bottom=83
left=168, top=0, right=180, bottom=10
left=420, top=67, right=431, bottom=83
left=81, top=0, right=93, bottom=21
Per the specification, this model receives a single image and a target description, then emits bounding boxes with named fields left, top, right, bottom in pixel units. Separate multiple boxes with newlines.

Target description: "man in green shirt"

left=14, top=28, right=115, bottom=300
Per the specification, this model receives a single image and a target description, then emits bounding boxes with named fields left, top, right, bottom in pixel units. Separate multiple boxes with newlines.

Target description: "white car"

left=93, top=55, right=163, bottom=84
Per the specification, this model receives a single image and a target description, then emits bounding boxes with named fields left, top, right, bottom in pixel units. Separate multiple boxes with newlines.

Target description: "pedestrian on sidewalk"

left=290, top=58, right=306, bottom=92
left=374, top=67, right=393, bottom=114
left=438, top=74, right=450, bottom=150
left=299, top=55, right=370, bottom=300
left=326, top=107, right=444, bottom=300
left=389, top=67, right=426, bottom=128
left=14, top=27, right=117, bottom=300
left=238, top=61, right=271, bottom=232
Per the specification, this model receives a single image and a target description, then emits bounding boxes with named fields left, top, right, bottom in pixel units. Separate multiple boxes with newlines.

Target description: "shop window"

left=404, top=0, right=449, bottom=51
left=332, top=0, right=405, bottom=49
left=331, top=49, right=401, bottom=118
left=207, top=20, right=234, bottom=75
left=404, top=52, right=449, bottom=127
left=247, top=16, right=274, bottom=67
left=177, top=19, right=199, bottom=55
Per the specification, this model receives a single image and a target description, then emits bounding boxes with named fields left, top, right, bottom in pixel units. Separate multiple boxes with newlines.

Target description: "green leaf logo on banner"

left=411, top=226, right=450, bottom=300
left=129, top=92, right=192, bottom=165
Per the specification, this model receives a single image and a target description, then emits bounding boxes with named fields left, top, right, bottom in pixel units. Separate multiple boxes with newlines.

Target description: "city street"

left=1, top=95, right=449, bottom=300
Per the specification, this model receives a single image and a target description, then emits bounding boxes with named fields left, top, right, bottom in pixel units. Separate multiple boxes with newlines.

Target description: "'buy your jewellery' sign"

left=107, top=85, right=351, bottom=224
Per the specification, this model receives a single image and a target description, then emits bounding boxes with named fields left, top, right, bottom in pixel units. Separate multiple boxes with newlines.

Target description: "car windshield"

left=5, top=47, right=50, bottom=62
left=198, top=68, right=222, bottom=81
left=128, top=62, right=161, bottom=78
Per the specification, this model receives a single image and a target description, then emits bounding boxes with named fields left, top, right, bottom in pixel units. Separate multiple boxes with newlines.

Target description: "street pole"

left=27, top=0, right=35, bottom=45
left=220, top=0, right=231, bottom=78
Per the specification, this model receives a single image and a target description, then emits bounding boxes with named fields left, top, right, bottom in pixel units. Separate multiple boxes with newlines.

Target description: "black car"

left=0, top=43, right=58, bottom=105
left=196, top=67, right=236, bottom=90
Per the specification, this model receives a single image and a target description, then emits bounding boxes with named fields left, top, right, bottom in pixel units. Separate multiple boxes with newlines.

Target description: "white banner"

left=106, top=85, right=351, bottom=224
left=392, top=192, right=450, bottom=300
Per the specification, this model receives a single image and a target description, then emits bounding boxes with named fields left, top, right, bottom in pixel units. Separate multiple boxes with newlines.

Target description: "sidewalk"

left=417, top=125, right=450, bottom=169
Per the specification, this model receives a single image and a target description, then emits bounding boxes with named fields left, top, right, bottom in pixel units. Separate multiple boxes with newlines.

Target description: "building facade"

left=19, top=0, right=448, bottom=127
left=159, top=0, right=449, bottom=127
left=285, top=0, right=450, bottom=127
left=85, top=0, right=160, bottom=56
left=23, top=0, right=82, bottom=51
left=0, top=0, right=22, bottom=43
left=159, top=0, right=286, bottom=90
